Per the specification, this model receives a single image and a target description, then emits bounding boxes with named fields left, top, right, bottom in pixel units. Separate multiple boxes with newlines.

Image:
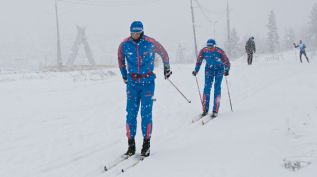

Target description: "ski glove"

left=192, top=71, right=197, bottom=76
left=224, top=70, right=229, bottom=76
left=164, top=68, right=172, bottom=79
left=123, top=77, right=127, bottom=84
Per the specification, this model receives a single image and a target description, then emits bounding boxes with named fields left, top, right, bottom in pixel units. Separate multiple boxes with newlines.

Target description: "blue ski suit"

left=194, top=47, right=230, bottom=113
left=118, top=35, right=170, bottom=140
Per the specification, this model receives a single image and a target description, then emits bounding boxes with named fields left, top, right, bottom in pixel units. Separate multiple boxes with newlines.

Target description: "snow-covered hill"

left=0, top=51, right=316, bottom=177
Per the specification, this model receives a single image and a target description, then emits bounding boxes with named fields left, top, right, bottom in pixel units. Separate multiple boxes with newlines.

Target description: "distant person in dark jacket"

left=245, top=36, right=256, bottom=65
left=293, top=40, right=309, bottom=63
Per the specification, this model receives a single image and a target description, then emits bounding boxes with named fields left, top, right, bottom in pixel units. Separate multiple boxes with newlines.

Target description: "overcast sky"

left=0, top=0, right=315, bottom=66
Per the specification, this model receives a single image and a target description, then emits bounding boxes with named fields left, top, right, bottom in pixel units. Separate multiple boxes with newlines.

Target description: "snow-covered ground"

left=0, top=51, right=316, bottom=177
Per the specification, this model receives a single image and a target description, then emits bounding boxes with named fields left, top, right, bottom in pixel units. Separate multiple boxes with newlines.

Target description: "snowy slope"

left=0, top=51, right=316, bottom=177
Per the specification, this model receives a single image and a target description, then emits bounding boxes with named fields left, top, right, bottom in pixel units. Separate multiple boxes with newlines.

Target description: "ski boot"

left=124, top=138, right=135, bottom=157
left=211, top=112, right=218, bottom=118
left=201, top=111, right=208, bottom=117
left=141, top=139, right=150, bottom=157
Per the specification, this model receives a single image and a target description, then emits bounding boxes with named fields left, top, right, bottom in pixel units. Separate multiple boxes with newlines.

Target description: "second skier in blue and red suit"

left=192, top=39, right=231, bottom=118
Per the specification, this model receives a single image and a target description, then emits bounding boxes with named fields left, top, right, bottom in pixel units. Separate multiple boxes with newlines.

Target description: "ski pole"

left=167, top=78, right=191, bottom=103
left=194, top=75, right=203, bottom=107
left=225, top=76, right=233, bottom=112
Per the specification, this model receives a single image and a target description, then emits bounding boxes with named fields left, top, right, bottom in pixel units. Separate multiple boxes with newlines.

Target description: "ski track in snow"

left=0, top=51, right=317, bottom=177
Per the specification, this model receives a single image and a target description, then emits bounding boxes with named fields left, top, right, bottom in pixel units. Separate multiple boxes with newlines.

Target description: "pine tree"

left=229, top=28, right=242, bottom=58
left=283, top=28, right=296, bottom=50
left=309, top=3, right=317, bottom=50
left=175, top=44, right=185, bottom=63
left=266, top=10, right=280, bottom=53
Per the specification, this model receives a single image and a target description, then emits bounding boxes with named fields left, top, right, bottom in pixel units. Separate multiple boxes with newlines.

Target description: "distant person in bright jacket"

left=293, top=40, right=310, bottom=63
left=118, top=21, right=172, bottom=158
left=192, top=39, right=230, bottom=118
left=245, top=36, right=256, bottom=65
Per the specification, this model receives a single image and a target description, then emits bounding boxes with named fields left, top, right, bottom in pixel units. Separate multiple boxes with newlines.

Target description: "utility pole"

left=226, top=0, right=231, bottom=57
left=55, top=0, right=63, bottom=70
left=190, top=0, right=199, bottom=58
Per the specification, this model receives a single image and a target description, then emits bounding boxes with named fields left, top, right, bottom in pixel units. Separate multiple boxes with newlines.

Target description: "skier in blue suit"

left=293, top=40, right=310, bottom=63
left=192, top=39, right=230, bottom=118
left=118, top=21, right=172, bottom=157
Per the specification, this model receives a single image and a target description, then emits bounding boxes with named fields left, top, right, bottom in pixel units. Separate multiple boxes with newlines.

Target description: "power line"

left=193, top=0, right=220, bottom=39
left=194, top=0, right=212, bottom=22
left=193, top=0, right=226, bottom=23
left=58, top=0, right=161, bottom=7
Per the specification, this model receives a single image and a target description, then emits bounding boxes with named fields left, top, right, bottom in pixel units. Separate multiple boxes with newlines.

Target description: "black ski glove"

left=224, top=70, right=229, bottom=76
left=123, top=77, right=127, bottom=84
left=164, top=68, right=172, bottom=79
left=192, top=71, right=197, bottom=76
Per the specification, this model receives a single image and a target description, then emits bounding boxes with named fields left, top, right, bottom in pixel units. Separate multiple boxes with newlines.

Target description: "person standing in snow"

left=118, top=21, right=172, bottom=157
left=192, top=39, right=230, bottom=118
left=293, top=40, right=310, bottom=63
left=245, top=36, right=256, bottom=65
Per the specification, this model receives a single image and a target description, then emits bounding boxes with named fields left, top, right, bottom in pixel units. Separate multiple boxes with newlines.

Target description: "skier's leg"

left=300, top=52, right=303, bottom=63
left=202, top=69, right=213, bottom=114
left=140, top=81, right=155, bottom=157
left=140, top=81, right=155, bottom=140
left=126, top=83, right=141, bottom=140
left=250, top=54, right=253, bottom=65
left=247, top=54, right=251, bottom=65
left=212, top=73, right=224, bottom=113
left=304, top=52, right=309, bottom=63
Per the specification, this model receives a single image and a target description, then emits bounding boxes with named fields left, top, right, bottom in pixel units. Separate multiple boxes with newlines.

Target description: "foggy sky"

left=0, top=0, right=315, bottom=66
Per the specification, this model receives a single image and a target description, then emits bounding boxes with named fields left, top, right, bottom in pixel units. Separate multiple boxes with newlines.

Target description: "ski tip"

left=121, top=154, right=129, bottom=159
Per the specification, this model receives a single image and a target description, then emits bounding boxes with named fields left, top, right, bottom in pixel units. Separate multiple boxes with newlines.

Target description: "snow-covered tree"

left=309, top=3, right=317, bottom=50
left=266, top=10, right=280, bottom=53
left=224, top=28, right=243, bottom=59
left=229, top=28, right=243, bottom=59
left=283, top=28, right=296, bottom=50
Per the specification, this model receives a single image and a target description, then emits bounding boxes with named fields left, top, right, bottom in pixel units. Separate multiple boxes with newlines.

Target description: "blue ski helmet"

left=130, top=21, right=143, bottom=33
left=207, top=39, right=216, bottom=47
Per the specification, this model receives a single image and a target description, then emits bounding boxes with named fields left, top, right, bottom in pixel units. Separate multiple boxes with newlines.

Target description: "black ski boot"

left=124, top=138, right=135, bottom=157
left=211, top=112, right=218, bottom=118
left=201, top=111, right=208, bottom=117
left=141, top=139, right=150, bottom=157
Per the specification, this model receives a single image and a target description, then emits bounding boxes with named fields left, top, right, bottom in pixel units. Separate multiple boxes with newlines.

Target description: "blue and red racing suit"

left=118, top=35, right=170, bottom=140
left=194, top=46, right=230, bottom=114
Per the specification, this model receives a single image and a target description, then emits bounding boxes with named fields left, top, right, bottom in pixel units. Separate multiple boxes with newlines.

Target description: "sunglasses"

left=131, top=32, right=142, bottom=35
